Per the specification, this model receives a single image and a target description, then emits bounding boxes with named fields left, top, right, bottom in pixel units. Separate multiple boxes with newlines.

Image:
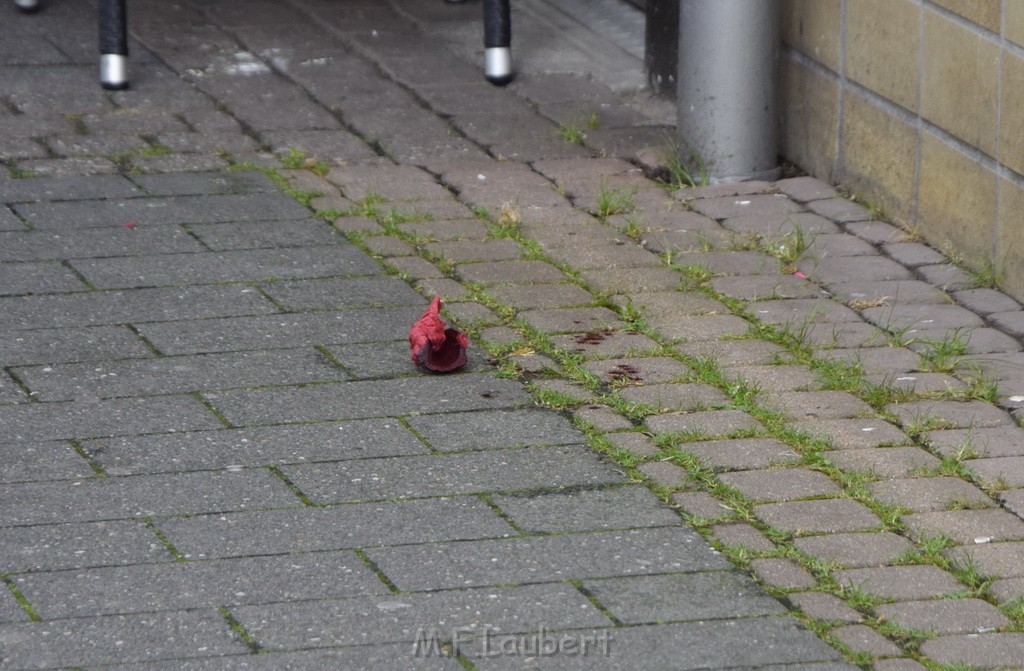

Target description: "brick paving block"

left=644, top=409, right=763, bottom=437
left=874, top=598, right=1010, bottom=635
left=755, top=499, right=880, bottom=535
left=814, top=347, right=921, bottom=376
left=803, top=233, right=878, bottom=259
left=710, top=273, right=826, bottom=301
left=520, top=307, right=623, bottom=334
left=966, top=456, right=1024, bottom=487
left=827, top=278, right=948, bottom=308
left=788, top=591, right=864, bottom=623
left=904, top=508, right=1024, bottom=544
left=584, top=571, right=785, bottom=624
left=945, top=541, right=1024, bottom=578
left=0, top=586, right=27, bottom=623
left=85, top=419, right=429, bottom=474
left=0, top=226, right=207, bottom=263
left=1002, top=488, right=1024, bottom=519
left=18, top=157, right=120, bottom=176
left=690, top=194, right=803, bottom=220
left=508, top=351, right=558, bottom=374
left=283, top=445, right=624, bottom=504
left=682, top=339, right=790, bottom=366
left=0, top=324, right=155, bottom=367
left=0, top=518, right=176, bottom=573
left=677, top=250, right=779, bottom=276
left=487, top=282, right=595, bottom=310
left=478, top=325, right=520, bottom=347
left=493, top=485, right=679, bottom=534
left=545, top=241, right=662, bottom=271
left=552, top=330, right=661, bottom=359
left=585, top=357, right=691, bottom=385
left=0, top=610, right=247, bottom=669
left=886, top=400, right=1013, bottom=429
left=761, top=391, right=875, bottom=421
left=808, top=198, right=874, bottom=223
left=862, top=303, right=984, bottom=334
left=722, top=210, right=840, bottom=236
left=18, top=550, right=387, bottom=618
left=189, top=218, right=346, bottom=251
left=387, top=255, right=446, bottom=279
left=670, top=492, right=734, bottom=519
left=405, top=408, right=582, bottom=451
left=0, top=205, right=26, bottom=232
left=719, top=468, right=841, bottom=502
left=872, top=660, right=929, bottom=671
left=400, top=218, right=489, bottom=241
left=362, top=235, right=415, bottom=257
left=833, top=565, right=964, bottom=600
left=710, top=523, right=777, bottom=552
left=798, top=255, right=913, bottom=283
left=792, top=418, right=912, bottom=450
left=751, top=298, right=863, bottom=325
left=16, top=348, right=353, bottom=402
left=0, top=174, right=142, bottom=203
left=989, top=310, right=1024, bottom=340
left=0, top=469, right=298, bottom=527
left=882, top=241, right=948, bottom=268
left=236, top=583, right=607, bottom=651
left=161, top=497, right=512, bottom=560
left=647, top=313, right=752, bottom=342
left=530, top=378, right=596, bottom=404
left=366, top=526, right=726, bottom=591
left=917, top=263, right=977, bottom=291
left=331, top=215, right=380, bottom=234
left=426, top=239, right=523, bottom=263
left=953, top=287, right=1021, bottom=316
left=618, top=382, right=730, bottom=412
left=68, top=245, right=387, bottom=290
left=989, top=576, right=1024, bottom=602
left=604, top=430, right=662, bottom=456
left=0, top=261, right=89, bottom=296
left=610, top=290, right=730, bottom=318
left=955, top=327, right=1024, bottom=354
left=828, top=624, right=903, bottom=657
left=680, top=438, right=801, bottom=471
left=794, top=532, right=914, bottom=568
left=0, top=440, right=94, bottom=484
left=729, top=365, right=822, bottom=393
left=579, top=266, right=682, bottom=293
left=258, top=275, right=423, bottom=311
left=868, top=477, right=993, bottom=513
left=804, top=321, right=891, bottom=348
left=865, top=372, right=968, bottom=395
left=129, top=171, right=276, bottom=197
left=919, top=632, right=1024, bottom=669
left=638, top=460, right=688, bottom=488
left=416, top=277, right=472, bottom=300
left=750, top=557, right=817, bottom=589
left=575, top=406, right=636, bottom=432
left=824, top=447, right=941, bottom=479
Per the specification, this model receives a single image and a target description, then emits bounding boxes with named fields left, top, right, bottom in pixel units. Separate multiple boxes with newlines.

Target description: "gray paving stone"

left=718, top=468, right=841, bottom=502
left=282, top=445, right=624, bottom=503
left=728, top=365, right=822, bottom=392
left=258, top=275, right=423, bottom=311
left=755, top=499, right=880, bottom=535
left=584, top=571, right=785, bottom=623
left=750, top=557, right=818, bottom=589
left=919, top=632, right=1024, bottom=669
left=0, top=225, right=206, bottom=262
left=367, top=526, right=727, bottom=591
left=161, top=496, right=512, bottom=560
left=234, top=583, right=607, bottom=652
left=83, top=419, right=428, bottom=475
left=14, top=192, right=311, bottom=229
left=0, top=324, right=154, bottom=367
left=617, top=382, right=730, bottom=412
left=989, top=576, right=1024, bottom=602
left=917, top=263, right=977, bottom=291
left=868, top=477, right=993, bottom=512
left=550, top=330, right=660, bottom=358
left=458, top=260, right=567, bottom=285
left=648, top=313, right=752, bottom=342
left=0, top=520, right=171, bottom=572
left=0, top=440, right=94, bottom=483
left=793, top=532, right=914, bottom=568
left=71, top=245, right=381, bottom=289
left=0, top=284, right=277, bottom=330
left=470, top=618, right=844, bottom=670
left=824, top=447, right=942, bottom=479
left=945, top=541, right=1024, bottom=579
left=710, top=523, right=777, bottom=552
left=644, top=409, right=763, bottom=437
left=788, top=592, right=863, bottom=623
left=0, top=610, right=247, bottom=668
left=130, top=646, right=465, bottom=670
left=680, top=438, right=801, bottom=471
left=0, top=394, right=224, bottom=443
left=953, top=287, right=1021, bottom=316
left=874, top=598, right=1011, bottom=635
left=603, top=430, right=660, bottom=454
left=710, top=274, right=824, bottom=300
left=809, top=199, right=873, bottom=223
left=520, top=307, right=624, bottom=334
left=492, top=486, right=679, bottom=534
left=814, top=347, right=922, bottom=377
left=405, top=408, right=582, bottom=452
left=862, top=303, right=984, bottom=334
left=637, top=460, right=688, bottom=488
left=585, top=357, right=692, bottom=385
left=761, top=390, right=875, bottom=421
left=671, top=491, right=734, bottom=519
left=682, top=339, right=790, bottom=366
left=0, top=587, right=27, bottom=623
left=16, top=348, right=351, bottom=401
left=828, top=624, right=902, bottom=656
left=0, top=469, right=297, bottom=526
left=129, top=171, right=278, bottom=197
left=207, top=374, right=527, bottom=426
left=0, top=205, right=25, bottom=231
left=579, top=266, right=682, bottom=294
left=691, top=194, right=803, bottom=220
left=887, top=400, right=1014, bottom=429
left=327, top=340, right=491, bottom=379
left=188, top=218, right=346, bottom=251
left=904, top=509, right=1024, bottom=544
left=833, top=565, right=965, bottom=600
left=134, top=306, right=423, bottom=355
left=871, top=660, right=929, bottom=671
left=826, top=279, right=950, bottom=306
left=18, top=550, right=386, bottom=618
left=0, top=261, right=88, bottom=295
left=0, top=174, right=142, bottom=202
left=751, top=298, right=863, bottom=325
left=882, top=241, right=948, bottom=268
left=721, top=211, right=840, bottom=236
left=791, top=418, right=912, bottom=450
left=487, top=282, right=596, bottom=310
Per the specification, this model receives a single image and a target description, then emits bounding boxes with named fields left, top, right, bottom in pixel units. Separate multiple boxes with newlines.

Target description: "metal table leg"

left=99, top=0, right=128, bottom=90
left=483, top=0, right=512, bottom=85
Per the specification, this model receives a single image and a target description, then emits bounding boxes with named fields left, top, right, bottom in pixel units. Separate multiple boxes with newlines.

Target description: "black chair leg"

left=14, top=0, right=41, bottom=13
left=99, top=0, right=128, bottom=90
left=482, top=0, right=512, bottom=85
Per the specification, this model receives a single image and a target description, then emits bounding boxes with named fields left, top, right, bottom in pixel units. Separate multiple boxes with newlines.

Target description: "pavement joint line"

left=266, top=465, right=317, bottom=507
left=3, top=365, right=38, bottom=403
left=57, top=259, right=99, bottom=291
left=124, top=323, right=166, bottom=356
left=217, top=606, right=263, bottom=654
left=66, top=438, right=108, bottom=478
left=142, top=517, right=187, bottom=563
left=352, top=547, right=402, bottom=596
left=2, top=574, right=42, bottom=622
left=193, top=391, right=237, bottom=429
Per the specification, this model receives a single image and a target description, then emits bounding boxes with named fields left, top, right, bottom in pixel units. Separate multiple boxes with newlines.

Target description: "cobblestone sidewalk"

left=2, top=1, right=1024, bottom=669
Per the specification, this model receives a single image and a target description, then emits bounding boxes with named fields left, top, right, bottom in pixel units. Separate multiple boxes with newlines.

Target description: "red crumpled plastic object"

left=408, top=295, right=469, bottom=372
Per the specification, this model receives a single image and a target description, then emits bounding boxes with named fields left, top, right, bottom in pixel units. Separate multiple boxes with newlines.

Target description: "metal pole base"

left=14, top=0, right=41, bottom=13
left=100, top=54, right=128, bottom=90
left=484, top=47, right=512, bottom=86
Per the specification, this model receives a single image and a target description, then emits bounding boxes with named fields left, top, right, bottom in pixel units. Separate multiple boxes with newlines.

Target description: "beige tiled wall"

left=778, top=0, right=1024, bottom=299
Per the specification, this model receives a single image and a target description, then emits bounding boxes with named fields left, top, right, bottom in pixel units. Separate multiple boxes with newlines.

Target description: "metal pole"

left=677, top=0, right=779, bottom=183
left=483, top=0, right=512, bottom=85
left=99, top=0, right=129, bottom=90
